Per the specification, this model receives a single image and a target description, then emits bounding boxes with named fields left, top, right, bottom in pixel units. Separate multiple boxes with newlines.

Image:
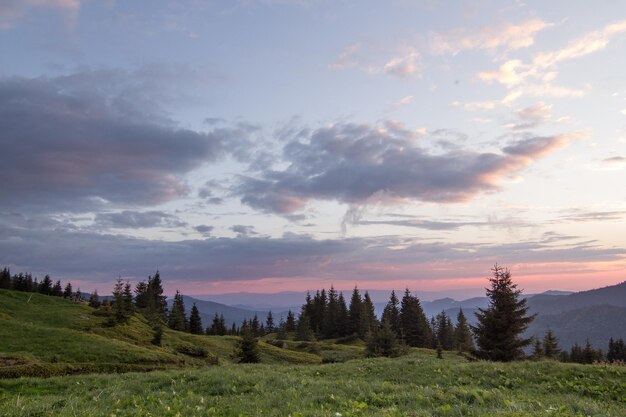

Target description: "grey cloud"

left=235, top=123, right=577, bottom=214
left=230, top=225, right=257, bottom=237
left=558, top=210, right=626, bottom=223
left=1, top=222, right=623, bottom=285
left=194, top=225, right=214, bottom=236
left=603, top=156, right=626, bottom=163
left=0, top=75, right=241, bottom=212
left=95, top=211, right=187, bottom=229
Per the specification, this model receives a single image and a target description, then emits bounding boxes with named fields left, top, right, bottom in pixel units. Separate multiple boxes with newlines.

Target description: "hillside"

left=0, top=289, right=322, bottom=378
left=527, top=281, right=626, bottom=315
left=1, top=350, right=624, bottom=416
left=171, top=295, right=267, bottom=328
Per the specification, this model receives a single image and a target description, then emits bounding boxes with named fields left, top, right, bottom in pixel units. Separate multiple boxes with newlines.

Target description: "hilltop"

left=0, top=289, right=327, bottom=378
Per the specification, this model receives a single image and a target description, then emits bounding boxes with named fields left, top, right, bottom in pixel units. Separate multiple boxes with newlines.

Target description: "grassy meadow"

left=1, top=289, right=625, bottom=416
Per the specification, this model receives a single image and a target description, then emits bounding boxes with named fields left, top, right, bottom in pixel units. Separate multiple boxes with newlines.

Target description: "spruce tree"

left=146, top=271, right=167, bottom=322
left=168, top=290, right=187, bottom=331
left=63, top=282, right=73, bottom=299
left=236, top=327, right=260, bottom=363
left=365, top=320, right=400, bottom=357
left=336, top=292, right=349, bottom=337
left=399, top=288, right=431, bottom=347
left=88, top=290, right=101, bottom=308
left=112, top=277, right=128, bottom=324
left=266, top=310, right=275, bottom=333
left=296, top=310, right=315, bottom=341
left=454, top=309, right=474, bottom=352
left=122, top=281, right=134, bottom=317
left=542, top=329, right=561, bottom=359
left=285, top=310, right=296, bottom=332
left=348, top=286, right=363, bottom=336
left=360, top=291, right=378, bottom=337
left=472, top=265, right=535, bottom=361
left=134, top=281, right=148, bottom=309
left=251, top=314, right=260, bottom=336
left=323, top=286, right=339, bottom=338
left=38, top=275, right=53, bottom=295
left=381, top=290, right=401, bottom=338
left=435, top=311, right=455, bottom=350
left=0, top=268, right=11, bottom=289
left=531, top=338, right=543, bottom=360
left=189, top=303, right=203, bottom=334
left=51, top=280, right=63, bottom=297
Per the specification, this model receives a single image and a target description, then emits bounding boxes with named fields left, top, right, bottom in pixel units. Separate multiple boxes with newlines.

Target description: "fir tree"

left=251, top=314, right=260, bottom=337
left=381, top=290, right=401, bottom=338
left=399, top=288, right=431, bottom=347
left=472, top=265, right=535, bottom=361
left=365, top=320, right=401, bottom=357
left=454, top=309, right=474, bottom=352
left=607, top=338, right=626, bottom=362
left=531, top=338, right=543, bottom=360
left=323, top=286, right=339, bottom=338
left=189, top=303, right=203, bottom=334
left=435, top=310, right=455, bottom=350
left=236, top=327, right=260, bottom=363
left=51, top=280, right=63, bottom=297
left=134, top=281, right=148, bottom=309
left=146, top=271, right=167, bottom=322
left=348, top=286, right=363, bottom=336
left=542, top=329, right=561, bottom=359
left=0, top=268, right=11, bottom=289
left=360, top=291, right=378, bottom=337
left=38, top=275, right=53, bottom=295
left=122, top=281, right=134, bottom=317
left=112, top=277, right=128, bottom=324
left=285, top=310, right=296, bottom=332
left=63, top=282, right=73, bottom=299
left=168, top=290, right=187, bottom=331
left=88, top=290, right=101, bottom=308
left=296, top=310, right=315, bottom=341
left=266, top=310, right=275, bottom=333
left=336, top=292, right=349, bottom=337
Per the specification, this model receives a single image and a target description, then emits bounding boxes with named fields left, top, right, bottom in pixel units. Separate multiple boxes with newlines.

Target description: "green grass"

left=0, top=290, right=320, bottom=377
left=1, top=351, right=624, bottom=416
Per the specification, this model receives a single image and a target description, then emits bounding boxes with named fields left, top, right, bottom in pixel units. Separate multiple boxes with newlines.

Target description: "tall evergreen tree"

left=348, top=286, right=363, bottom=336
left=122, top=281, right=134, bottom=317
left=134, top=281, right=148, bottom=309
left=63, top=282, right=73, bottom=299
left=435, top=310, right=455, bottom=350
left=531, top=338, right=543, bottom=360
left=454, top=309, right=474, bottom=352
left=285, top=310, right=296, bottom=332
left=336, top=292, right=349, bottom=337
left=366, top=321, right=401, bottom=357
left=146, top=271, right=167, bottom=322
left=51, top=280, right=63, bottom=297
left=296, top=310, right=315, bottom=341
left=112, top=277, right=129, bottom=324
left=542, top=329, right=561, bottom=359
left=472, top=265, right=535, bottom=361
left=607, top=338, right=626, bottom=362
left=251, top=314, right=260, bottom=337
left=265, top=310, right=275, bottom=333
left=323, top=286, right=339, bottom=338
left=38, top=275, right=53, bottom=295
left=88, top=290, right=101, bottom=308
left=381, top=290, right=401, bottom=338
left=236, top=327, right=260, bottom=363
left=0, top=268, right=11, bottom=289
left=360, top=291, right=378, bottom=337
left=189, top=303, right=203, bottom=334
left=399, top=288, right=431, bottom=347
left=168, top=290, right=187, bottom=331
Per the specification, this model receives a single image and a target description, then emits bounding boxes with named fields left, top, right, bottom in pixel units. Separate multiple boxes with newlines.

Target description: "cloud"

left=452, top=101, right=498, bottom=111
left=477, top=20, right=626, bottom=102
left=505, top=102, right=553, bottom=130
left=392, top=95, right=415, bottom=108
left=0, top=0, right=79, bottom=29
left=230, top=225, right=258, bottom=237
left=0, top=74, right=243, bottom=213
left=557, top=210, right=626, bottom=223
left=331, top=44, right=421, bottom=78
left=95, top=211, right=187, bottom=229
left=603, top=156, right=626, bottom=164
left=194, top=225, right=214, bottom=236
left=428, top=19, right=553, bottom=55
left=1, top=222, right=623, bottom=287
left=234, top=122, right=583, bottom=214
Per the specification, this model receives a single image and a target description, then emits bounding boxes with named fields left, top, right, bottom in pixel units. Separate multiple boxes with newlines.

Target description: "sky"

left=1, top=0, right=625, bottom=297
